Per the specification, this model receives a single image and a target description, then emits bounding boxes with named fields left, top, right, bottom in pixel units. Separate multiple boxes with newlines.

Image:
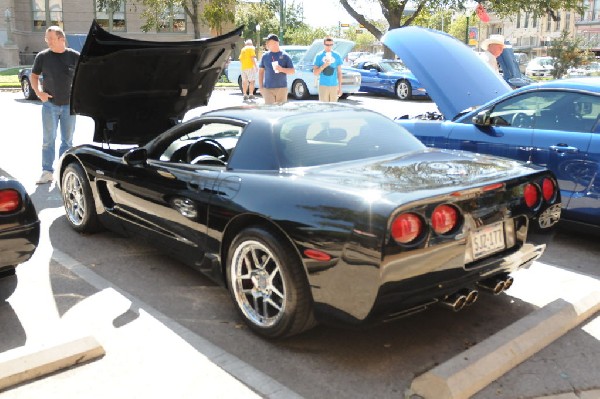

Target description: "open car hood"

left=382, top=26, right=511, bottom=120
left=71, top=20, right=242, bottom=144
left=299, top=38, right=355, bottom=65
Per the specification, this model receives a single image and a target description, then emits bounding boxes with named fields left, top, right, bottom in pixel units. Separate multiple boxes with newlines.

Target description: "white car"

left=227, top=40, right=361, bottom=100
left=525, top=56, right=554, bottom=77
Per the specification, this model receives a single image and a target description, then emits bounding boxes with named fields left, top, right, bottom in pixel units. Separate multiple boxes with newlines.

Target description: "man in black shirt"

left=31, top=26, right=80, bottom=184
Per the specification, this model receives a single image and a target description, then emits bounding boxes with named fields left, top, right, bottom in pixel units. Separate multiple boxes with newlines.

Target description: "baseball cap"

left=244, top=39, right=253, bottom=45
left=264, top=33, right=279, bottom=42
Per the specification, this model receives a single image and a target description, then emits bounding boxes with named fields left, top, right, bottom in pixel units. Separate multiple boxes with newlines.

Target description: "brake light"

left=391, top=213, right=423, bottom=244
left=432, top=204, right=458, bottom=234
left=542, top=178, right=556, bottom=202
left=523, top=183, right=540, bottom=208
left=0, top=189, right=21, bottom=212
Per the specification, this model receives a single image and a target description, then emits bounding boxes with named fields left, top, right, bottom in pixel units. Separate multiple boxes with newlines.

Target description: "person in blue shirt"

left=313, top=36, right=343, bottom=102
left=258, top=34, right=295, bottom=104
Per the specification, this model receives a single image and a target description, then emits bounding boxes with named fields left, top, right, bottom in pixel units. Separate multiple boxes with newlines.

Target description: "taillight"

left=542, top=178, right=556, bottom=202
left=391, top=213, right=423, bottom=244
left=523, top=183, right=540, bottom=208
left=431, top=204, right=458, bottom=234
left=0, top=189, right=21, bottom=212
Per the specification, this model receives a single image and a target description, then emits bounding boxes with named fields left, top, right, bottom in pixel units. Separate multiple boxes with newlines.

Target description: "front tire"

left=21, top=78, right=37, bottom=100
left=61, top=163, right=101, bottom=233
left=395, top=80, right=412, bottom=100
left=291, top=80, right=309, bottom=100
left=226, top=227, right=315, bottom=339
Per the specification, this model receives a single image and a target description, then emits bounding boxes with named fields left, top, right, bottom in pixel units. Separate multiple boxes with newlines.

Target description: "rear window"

left=276, top=110, right=425, bottom=168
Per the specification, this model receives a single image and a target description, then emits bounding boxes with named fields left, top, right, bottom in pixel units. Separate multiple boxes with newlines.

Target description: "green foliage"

left=486, top=0, right=583, bottom=19
left=548, top=30, right=595, bottom=79
left=285, top=27, right=329, bottom=45
left=234, top=0, right=310, bottom=44
left=202, top=0, right=235, bottom=35
left=447, top=14, right=470, bottom=43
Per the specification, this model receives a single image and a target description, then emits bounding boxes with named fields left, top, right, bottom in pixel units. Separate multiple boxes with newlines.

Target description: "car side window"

left=159, top=123, right=242, bottom=164
left=487, top=91, right=600, bottom=132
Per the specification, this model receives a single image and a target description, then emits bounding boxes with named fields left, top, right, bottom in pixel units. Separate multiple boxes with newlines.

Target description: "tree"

left=548, top=30, right=595, bottom=79
left=202, top=0, right=236, bottom=35
left=134, top=0, right=234, bottom=39
left=234, top=0, right=308, bottom=44
left=338, top=0, right=584, bottom=58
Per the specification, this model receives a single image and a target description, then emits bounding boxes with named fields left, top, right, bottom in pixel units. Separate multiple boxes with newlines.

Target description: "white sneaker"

left=36, top=170, right=54, bottom=184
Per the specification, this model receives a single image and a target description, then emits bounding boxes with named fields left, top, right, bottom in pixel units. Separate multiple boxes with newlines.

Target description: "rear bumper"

left=0, top=221, right=41, bottom=270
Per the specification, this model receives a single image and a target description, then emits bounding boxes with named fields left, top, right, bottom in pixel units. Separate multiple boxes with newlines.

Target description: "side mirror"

left=472, top=110, right=492, bottom=126
left=124, top=148, right=148, bottom=166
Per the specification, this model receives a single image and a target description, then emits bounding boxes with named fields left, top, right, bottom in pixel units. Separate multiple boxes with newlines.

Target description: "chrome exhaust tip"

left=477, top=276, right=510, bottom=295
left=440, top=293, right=468, bottom=312
left=464, top=289, right=479, bottom=306
left=503, top=276, right=514, bottom=291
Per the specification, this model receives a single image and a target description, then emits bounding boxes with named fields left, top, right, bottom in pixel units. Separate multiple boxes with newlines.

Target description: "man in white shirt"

left=480, top=34, right=505, bottom=74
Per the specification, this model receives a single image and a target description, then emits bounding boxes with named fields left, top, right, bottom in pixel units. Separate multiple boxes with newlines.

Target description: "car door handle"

left=549, top=144, right=579, bottom=154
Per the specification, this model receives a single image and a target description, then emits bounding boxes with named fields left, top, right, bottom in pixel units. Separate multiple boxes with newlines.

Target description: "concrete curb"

left=0, top=336, right=105, bottom=391
left=406, top=290, right=600, bottom=399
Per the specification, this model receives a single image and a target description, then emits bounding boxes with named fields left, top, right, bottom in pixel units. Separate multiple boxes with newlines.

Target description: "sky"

left=300, top=0, right=382, bottom=29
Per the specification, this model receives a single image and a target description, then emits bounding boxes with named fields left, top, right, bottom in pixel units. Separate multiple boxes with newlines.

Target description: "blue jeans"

left=42, top=101, right=76, bottom=172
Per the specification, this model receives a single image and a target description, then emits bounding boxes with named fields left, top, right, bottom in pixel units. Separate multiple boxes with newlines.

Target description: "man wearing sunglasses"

left=313, top=36, right=343, bottom=102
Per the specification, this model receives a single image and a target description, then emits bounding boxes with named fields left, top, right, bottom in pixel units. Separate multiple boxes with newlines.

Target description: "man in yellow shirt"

left=239, top=39, right=258, bottom=101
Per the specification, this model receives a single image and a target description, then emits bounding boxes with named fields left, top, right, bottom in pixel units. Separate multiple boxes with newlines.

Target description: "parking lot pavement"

left=1, top=90, right=599, bottom=399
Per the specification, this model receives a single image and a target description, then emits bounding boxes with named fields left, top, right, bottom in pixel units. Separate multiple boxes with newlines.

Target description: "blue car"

left=385, top=26, right=600, bottom=229
left=351, top=59, right=427, bottom=100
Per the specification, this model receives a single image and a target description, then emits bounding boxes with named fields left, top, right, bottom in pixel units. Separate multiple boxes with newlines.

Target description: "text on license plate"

left=471, top=222, right=505, bottom=260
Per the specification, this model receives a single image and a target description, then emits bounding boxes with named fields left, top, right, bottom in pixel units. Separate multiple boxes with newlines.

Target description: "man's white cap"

left=245, top=39, right=253, bottom=45
left=481, top=34, right=505, bottom=51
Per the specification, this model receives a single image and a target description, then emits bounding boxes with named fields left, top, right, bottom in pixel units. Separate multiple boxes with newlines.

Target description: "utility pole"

left=279, top=0, right=285, bottom=44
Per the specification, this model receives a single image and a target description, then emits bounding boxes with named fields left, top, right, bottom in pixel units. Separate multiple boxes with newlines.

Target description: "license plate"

left=471, top=222, right=505, bottom=260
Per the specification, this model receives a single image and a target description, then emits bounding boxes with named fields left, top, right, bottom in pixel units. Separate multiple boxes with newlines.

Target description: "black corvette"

left=58, top=22, right=562, bottom=338
left=0, top=173, right=40, bottom=298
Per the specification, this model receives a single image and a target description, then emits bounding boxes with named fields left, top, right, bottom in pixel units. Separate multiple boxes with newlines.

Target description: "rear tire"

left=226, top=227, right=316, bottom=339
left=291, top=80, right=309, bottom=100
left=395, top=80, right=412, bottom=100
left=61, top=163, right=101, bottom=233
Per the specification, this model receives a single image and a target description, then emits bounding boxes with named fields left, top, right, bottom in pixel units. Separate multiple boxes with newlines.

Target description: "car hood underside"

left=71, top=20, right=242, bottom=145
left=382, top=26, right=511, bottom=120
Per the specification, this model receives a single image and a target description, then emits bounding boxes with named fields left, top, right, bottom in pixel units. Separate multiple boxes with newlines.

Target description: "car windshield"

left=276, top=111, right=425, bottom=168
left=285, top=49, right=307, bottom=64
left=379, top=60, right=408, bottom=72
left=538, top=58, right=554, bottom=66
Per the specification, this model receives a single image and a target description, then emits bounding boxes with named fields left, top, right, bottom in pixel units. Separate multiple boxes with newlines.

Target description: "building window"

left=566, top=12, right=571, bottom=29
left=95, top=0, right=126, bottom=31
left=524, top=12, right=530, bottom=28
left=33, top=0, right=63, bottom=31
left=516, top=12, right=521, bottom=29
left=594, top=0, right=600, bottom=20
left=532, top=16, right=537, bottom=28
left=546, top=15, right=552, bottom=31
left=157, top=4, right=186, bottom=32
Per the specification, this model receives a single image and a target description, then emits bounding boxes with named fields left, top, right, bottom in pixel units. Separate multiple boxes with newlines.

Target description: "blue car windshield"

left=276, top=110, right=425, bottom=168
left=380, top=61, right=409, bottom=72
